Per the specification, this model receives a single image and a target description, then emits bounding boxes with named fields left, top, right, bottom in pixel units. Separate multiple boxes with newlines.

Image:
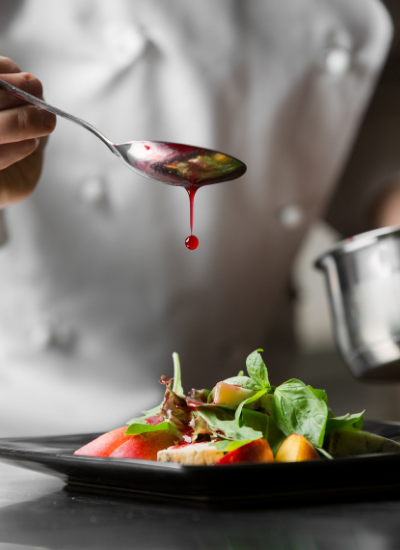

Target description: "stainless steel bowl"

left=315, top=226, right=400, bottom=381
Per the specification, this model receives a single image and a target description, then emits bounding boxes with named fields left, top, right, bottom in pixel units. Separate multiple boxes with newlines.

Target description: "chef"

left=0, top=0, right=394, bottom=435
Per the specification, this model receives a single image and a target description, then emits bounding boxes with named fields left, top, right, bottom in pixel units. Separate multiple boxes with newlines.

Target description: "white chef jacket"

left=0, top=0, right=392, bottom=435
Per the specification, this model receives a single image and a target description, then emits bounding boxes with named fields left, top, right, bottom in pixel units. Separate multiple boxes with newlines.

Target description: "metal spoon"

left=0, top=78, right=247, bottom=187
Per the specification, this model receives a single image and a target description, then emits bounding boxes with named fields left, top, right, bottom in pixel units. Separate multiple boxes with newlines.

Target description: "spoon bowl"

left=116, top=141, right=246, bottom=187
left=0, top=78, right=247, bottom=187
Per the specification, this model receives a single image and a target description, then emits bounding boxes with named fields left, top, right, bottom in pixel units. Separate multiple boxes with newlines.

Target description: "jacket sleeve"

left=324, top=0, right=395, bottom=237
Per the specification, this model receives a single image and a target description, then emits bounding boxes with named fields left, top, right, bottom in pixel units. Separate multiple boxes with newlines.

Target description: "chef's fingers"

left=0, top=138, right=40, bottom=170
left=0, top=56, right=21, bottom=74
left=0, top=104, right=56, bottom=145
left=0, top=72, right=43, bottom=110
left=0, top=137, right=48, bottom=207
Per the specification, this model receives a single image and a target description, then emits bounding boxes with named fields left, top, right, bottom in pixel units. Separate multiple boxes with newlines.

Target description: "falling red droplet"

left=184, top=186, right=200, bottom=250
left=185, top=235, right=199, bottom=250
left=144, top=145, right=150, bottom=150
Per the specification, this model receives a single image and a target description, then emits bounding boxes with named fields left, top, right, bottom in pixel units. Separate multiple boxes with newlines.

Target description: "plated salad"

left=75, top=350, right=400, bottom=465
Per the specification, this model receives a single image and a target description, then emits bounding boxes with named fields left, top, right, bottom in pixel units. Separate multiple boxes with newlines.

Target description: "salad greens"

left=196, top=407, right=265, bottom=442
left=125, top=349, right=365, bottom=457
left=172, top=352, right=184, bottom=396
left=272, top=379, right=328, bottom=447
left=125, top=351, right=186, bottom=436
left=326, top=411, right=365, bottom=433
left=124, top=418, right=170, bottom=435
left=235, top=390, right=268, bottom=424
left=245, top=349, right=271, bottom=389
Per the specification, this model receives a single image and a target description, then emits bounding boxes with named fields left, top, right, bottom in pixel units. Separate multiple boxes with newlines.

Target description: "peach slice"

left=110, top=430, right=179, bottom=461
left=275, top=434, right=319, bottom=463
left=214, top=439, right=274, bottom=465
left=213, top=382, right=256, bottom=408
left=74, top=426, right=133, bottom=458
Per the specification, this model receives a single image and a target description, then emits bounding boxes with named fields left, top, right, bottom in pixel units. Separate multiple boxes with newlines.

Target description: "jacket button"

left=103, top=23, right=147, bottom=66
left=323, top=47, right=352, bottom=77
left=278, top=203, right=304, bottom=229
left=30, top=321, right=76, bottom=353
left=79, top=175, right=109, bottom=210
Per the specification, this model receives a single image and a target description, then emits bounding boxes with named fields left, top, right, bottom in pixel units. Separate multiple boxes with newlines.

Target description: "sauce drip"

left=185, top=185, right=199, bottom=250
left=185, top=235, right=199, bottom=250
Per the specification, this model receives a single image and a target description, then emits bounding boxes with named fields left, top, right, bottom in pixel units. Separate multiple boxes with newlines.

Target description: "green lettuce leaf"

left=241, top=408, right=269, bottom=438
left=125, top=420, right=170, bottom=435
left=234, top=389, right=267, bottom=423
left=128, top=352, right=185, bottom=430
left=325, top=411, right=365, bottom=433
left=140, top=404, right=163, bottom=417
left=267, top=416, right=287, bottom=456
left=172, top=352, right=184, bottom=396
left=135, top=352, right=184, bottom=418
left=315, top=447, right=333, bottom=459
left=196, top=407, right=263, bottom=442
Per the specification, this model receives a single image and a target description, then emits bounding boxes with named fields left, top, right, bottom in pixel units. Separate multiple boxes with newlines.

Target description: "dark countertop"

left=1, top=462, right=400, bottom=550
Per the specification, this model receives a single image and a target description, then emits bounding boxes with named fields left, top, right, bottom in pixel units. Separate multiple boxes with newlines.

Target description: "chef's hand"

left=0, top=56, right=56, bottom=208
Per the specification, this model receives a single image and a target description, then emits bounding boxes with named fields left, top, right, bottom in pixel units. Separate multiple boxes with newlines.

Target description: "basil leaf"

left=246, top=349, right=270, bottom=389
left=235, top=389, right=267, bottom=423
left=325, top=410, right=365, bottom=433
left=307, top=386, right=328, bottom=406
left=237, top=370, right=244, bottom=377
left=172, top=352, right=184, bottom=396
left=210, top=440, right=250, bottom=452
left=267, top=416, right=287, bottom=456
left=241, top=409, right=269, bottom=438
left=222, top=376, right=261, bottom=391
left=197, top=407, right=263, bottom=442
left=125, top=421, right=170, bottom=435
left=272, top=379, right=328, bottom=447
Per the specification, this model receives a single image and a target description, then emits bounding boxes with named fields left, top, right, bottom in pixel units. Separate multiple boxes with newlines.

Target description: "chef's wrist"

left=372, top=176, right=400, bottom=228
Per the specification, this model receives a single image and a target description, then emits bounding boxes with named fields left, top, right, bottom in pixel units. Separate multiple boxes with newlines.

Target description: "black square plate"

left=0, top=420, right=399, bottom=502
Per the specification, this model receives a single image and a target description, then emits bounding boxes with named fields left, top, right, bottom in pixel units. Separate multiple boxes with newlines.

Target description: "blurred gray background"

left=293, top=0, right=400, bottom=421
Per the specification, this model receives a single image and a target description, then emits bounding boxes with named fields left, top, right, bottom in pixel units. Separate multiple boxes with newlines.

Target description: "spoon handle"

left=0, top=78, right=116, bottom=154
